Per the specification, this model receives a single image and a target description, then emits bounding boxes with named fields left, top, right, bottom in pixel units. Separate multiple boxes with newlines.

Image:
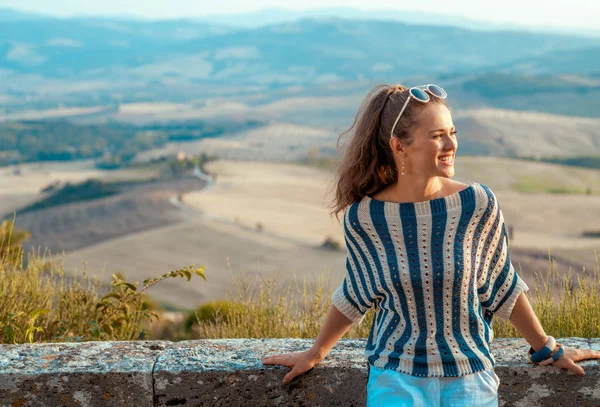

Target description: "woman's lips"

left=439, top=155, right=454, bottom=166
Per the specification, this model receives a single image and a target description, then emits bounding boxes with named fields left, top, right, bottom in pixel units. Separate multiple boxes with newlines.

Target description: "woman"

left=261, top=84, right=600, bottom=406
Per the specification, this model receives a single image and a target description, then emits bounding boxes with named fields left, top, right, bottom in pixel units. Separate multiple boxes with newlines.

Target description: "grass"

left=0, top=219, right=205, bottom=343
left=517, top=155, right=600, bottom=171
left=180, top=252, right=600, bottom=341
left=2, top=219, right=600, bottom=344
left=511, top=174, right=598, bottom=195
left=493, top=252, right=600, bottom=338
left=300, top=154, right=600, bottom=196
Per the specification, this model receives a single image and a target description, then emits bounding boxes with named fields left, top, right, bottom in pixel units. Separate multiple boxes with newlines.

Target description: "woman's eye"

left=433, top=131, right=457, bottom=139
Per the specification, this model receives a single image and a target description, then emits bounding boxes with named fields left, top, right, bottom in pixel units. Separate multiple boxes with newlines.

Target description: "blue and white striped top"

left=331, top=182, right=529, bottom=378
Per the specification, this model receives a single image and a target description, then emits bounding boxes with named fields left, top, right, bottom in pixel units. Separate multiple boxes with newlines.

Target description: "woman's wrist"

left=307, top=346, right=326, bottom=363
left=532, top=335, right=550, bottom=352
left=528, top=335, right=567, bottom=365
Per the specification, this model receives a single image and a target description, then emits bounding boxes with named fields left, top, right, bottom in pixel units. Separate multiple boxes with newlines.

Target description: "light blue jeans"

left=366, top=364, right=499, bottom=407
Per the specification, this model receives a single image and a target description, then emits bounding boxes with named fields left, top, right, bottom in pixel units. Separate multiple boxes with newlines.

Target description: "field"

left=40, top=157, right=597, bottom=310
left=184, top=157, right=600, bottom=250
left=453, top=108, right=600, bottom=156
left=138, top=105, right=600, bottom=162
left=0, top=161, right=159, bottom=217
left=133, top=122, right=335, bottom=163
left=3, top=151, right=599, bottom=312
left=6, top=97, right=600, bottom=160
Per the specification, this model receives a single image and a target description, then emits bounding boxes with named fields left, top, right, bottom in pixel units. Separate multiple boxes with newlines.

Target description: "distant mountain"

left=1, top=16, right=598, bottom=82
left=1, top=11, right=599, bottom=120
left=197, top=7, right=600, bottom=38
left=0, top=17, right=236, bottom=76
left=174, top=18, right=600, bottom=84
left=0, top=7, right=49, bottom=21
left=3, top=6, right=599, bottom=38
left=69, top=18, right=237, bottom=41
left=482, top=46, right=600, bottom=75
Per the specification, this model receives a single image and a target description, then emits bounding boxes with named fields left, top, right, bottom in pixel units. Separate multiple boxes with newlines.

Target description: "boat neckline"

left=365, top=182, right=478, bottom=206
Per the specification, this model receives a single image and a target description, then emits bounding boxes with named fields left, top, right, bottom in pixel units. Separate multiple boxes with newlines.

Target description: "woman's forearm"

left=309, top=305, right=355, bottom=362
left=508, top=292, right=549, bottom=352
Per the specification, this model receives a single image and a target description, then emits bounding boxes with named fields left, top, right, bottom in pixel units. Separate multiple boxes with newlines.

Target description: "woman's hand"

left=262, top=348, right=323, bottom=385
left=548, top=346, right=600, bottom=376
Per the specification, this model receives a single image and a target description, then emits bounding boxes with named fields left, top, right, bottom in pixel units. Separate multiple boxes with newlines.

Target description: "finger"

left=283, top=367, right=299, bottom=385
left=262, top=355, right=285, bottom=365
left=262, top=355, right=272, bottom=364
left=581, top=349, right=600, bottom=361
left=562, top=357, right=585, bottom=377
left=568, top=349, right=600, bottom=362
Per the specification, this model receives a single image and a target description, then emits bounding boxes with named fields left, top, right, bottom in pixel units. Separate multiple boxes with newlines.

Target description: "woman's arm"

left=508, top=292, right=548, bottom=352
left=309, top=304, right=355, bottom=361
left=509, top=291, right=600, bottom=376
left=262, top=304, right=355, bottom=384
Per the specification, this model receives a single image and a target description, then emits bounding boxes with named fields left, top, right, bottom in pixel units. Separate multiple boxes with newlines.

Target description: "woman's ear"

left=390, top=138, right=405, bottom=155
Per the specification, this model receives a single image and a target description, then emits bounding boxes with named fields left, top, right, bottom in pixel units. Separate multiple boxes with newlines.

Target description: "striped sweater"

left=331, top=182, right=529, bottom=378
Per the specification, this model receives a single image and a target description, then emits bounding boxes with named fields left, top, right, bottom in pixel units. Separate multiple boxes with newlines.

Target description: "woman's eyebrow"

left=428, top=126, right=455, bottom=134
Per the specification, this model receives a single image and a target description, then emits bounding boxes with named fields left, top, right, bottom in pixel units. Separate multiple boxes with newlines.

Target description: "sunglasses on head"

left=390, top=84, right=447, bottom=139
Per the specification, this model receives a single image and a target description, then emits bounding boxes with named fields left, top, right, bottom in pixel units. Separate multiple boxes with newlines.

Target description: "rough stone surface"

left=0, top=338, right=599, bottom=406
left=153, top=338, right=369, bottom=406
left=0, top=340, right=165, bottom=406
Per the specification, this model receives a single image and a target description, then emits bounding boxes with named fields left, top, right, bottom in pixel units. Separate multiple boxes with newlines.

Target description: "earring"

left=401, top=158, right=406, bottom=176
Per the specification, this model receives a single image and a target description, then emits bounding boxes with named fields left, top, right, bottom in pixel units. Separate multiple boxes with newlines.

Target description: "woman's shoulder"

left=469, top=182, right=502, bottom=213
left=440, top=178, right=500, bottom=212
left=442, top=178, right=470, bottom=194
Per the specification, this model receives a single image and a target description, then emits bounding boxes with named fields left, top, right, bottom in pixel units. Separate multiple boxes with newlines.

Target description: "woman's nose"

left=444, top=135, right=457, bottom=150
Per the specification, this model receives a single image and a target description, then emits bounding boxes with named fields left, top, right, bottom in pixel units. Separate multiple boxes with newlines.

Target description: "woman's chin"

left=438, top=166, right=454, bottom=178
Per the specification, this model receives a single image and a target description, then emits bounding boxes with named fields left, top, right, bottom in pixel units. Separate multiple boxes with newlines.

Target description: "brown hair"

left=327, top=83, right=449, bottom=222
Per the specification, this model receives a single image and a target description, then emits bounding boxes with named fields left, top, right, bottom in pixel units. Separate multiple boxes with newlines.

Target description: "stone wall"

left=1, top=338, right=599, bottom=406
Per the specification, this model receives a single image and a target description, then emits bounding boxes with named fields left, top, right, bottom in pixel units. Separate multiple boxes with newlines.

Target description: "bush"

left=0, top=219, right=30, bottom=265
left=184, top=300, right=247, bottom=333
left=1, top=219, right=207, bottom=343
left=321, top=236, right=340, bottom=251
left=185, top=266, right=357, bottom=339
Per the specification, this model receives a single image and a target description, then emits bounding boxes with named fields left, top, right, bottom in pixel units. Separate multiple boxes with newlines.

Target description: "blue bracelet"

left=539, top=343, right=564, bottom=366
left=551, top=346, right=564, bottom=361
left=528, top=336, right=556, bottom=363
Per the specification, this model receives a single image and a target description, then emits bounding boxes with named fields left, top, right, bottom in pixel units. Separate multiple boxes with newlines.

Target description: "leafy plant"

left=89, top=265, right=206, bottom=341
left=1, top=216, right=208, bottom=343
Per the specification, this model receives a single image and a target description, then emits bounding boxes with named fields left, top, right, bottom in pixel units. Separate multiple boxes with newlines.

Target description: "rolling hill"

left=1, top=15, right=598, bottom=81
left=0, top=10, right=599, bottom=121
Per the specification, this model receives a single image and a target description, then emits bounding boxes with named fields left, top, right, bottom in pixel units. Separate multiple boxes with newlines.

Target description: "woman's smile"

left=438, top=154, right=454, bottom=166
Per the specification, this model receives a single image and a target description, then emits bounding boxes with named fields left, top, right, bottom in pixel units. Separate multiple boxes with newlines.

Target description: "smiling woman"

left=261, top=83, right=600, bottom=406
left=330, top=84, right=463, bottom=209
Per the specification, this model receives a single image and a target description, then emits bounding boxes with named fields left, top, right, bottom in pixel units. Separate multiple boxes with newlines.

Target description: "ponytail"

left=327, top=82, right=447, bottom=221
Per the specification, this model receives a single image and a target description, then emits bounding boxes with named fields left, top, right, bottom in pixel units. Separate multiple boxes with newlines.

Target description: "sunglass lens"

left=427, top=85, right=447, bottom=98
left=410, top=88, right=429, bottom=102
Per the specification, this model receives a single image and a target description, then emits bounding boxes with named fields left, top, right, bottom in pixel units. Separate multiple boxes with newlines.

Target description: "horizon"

left=1, top=2, right=599, bottom=32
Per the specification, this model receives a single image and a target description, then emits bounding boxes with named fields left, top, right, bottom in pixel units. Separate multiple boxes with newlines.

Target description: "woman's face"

left=401, top=103, right=458, bottom=179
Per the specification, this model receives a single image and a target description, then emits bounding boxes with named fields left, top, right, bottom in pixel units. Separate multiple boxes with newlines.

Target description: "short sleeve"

left=477, top=196, right=529, bottom=321
left=331, top=208, right=375, bottom=324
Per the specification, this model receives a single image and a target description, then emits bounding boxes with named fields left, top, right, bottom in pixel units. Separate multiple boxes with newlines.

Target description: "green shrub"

left=0, top=219, right=206, bottom=343
left=184, top=300, right=247, bottom=332
left=0, top=219, right=30, bottom=266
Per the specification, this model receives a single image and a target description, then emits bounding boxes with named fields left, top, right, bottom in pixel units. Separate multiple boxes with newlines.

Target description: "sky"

left=2, top=0, right=599, bottom=31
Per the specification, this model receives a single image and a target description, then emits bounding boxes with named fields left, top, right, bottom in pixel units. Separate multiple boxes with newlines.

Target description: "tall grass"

left=187, top=260, right=350, bottom=339
left=512, top=174, right=598, bottom=195
left=186, top=252, right=600, bottom=340
left=0, top=220, right=205, bottom=344
left=3, top=218, right=599, bottom=344
left=494, top=251, right=600, bottom=338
